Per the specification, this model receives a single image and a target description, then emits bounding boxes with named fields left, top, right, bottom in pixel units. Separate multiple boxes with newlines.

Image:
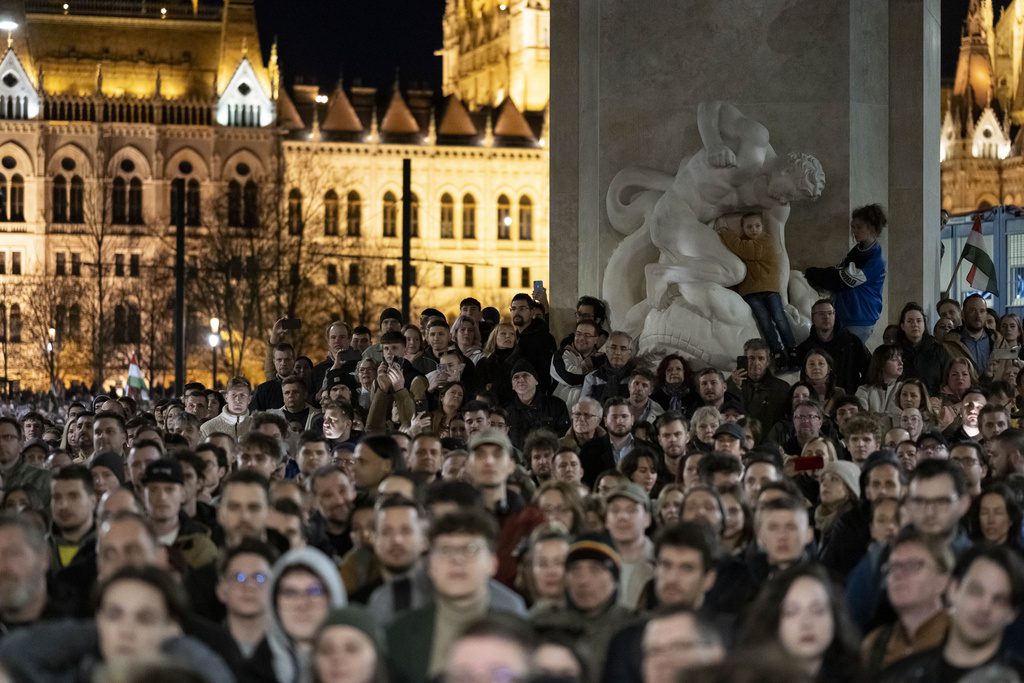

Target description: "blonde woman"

left=689, top=406, right=722, bottom=453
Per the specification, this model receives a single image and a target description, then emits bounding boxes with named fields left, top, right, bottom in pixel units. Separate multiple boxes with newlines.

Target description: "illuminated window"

left=288, top=188, right=303, bottom=235
left=462, top=194, right=476, bottom=238
left=518, top=196, right=532, bottom=240
left=324, top=190, right=339, bottom=236
left=382, top=191, right=397, bottom=237
left=346, top=191, right=361, bottom=237
left=497, top=194, right=511, bottom=239
left=440, top=193, right=454, bottom=238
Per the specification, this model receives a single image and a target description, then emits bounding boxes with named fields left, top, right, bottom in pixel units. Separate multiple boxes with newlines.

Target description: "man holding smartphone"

left=727, top=338, right=789, bottom=430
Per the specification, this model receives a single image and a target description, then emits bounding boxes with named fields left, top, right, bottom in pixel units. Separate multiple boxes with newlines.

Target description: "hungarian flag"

left=963, top=215, right=999, bottom=296
left=127, top=351, right=149, bottom=402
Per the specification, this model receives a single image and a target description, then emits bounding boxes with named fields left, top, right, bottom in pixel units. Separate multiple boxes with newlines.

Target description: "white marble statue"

left=603, top=101, right=825, bottom=370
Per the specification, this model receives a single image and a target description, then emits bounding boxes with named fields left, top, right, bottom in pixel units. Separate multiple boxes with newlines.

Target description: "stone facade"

left=0, top=0, right=549, bottom=392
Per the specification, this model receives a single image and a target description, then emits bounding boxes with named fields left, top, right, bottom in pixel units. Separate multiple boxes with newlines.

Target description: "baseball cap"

left=142, top=458, right=184, bottom=486
left=469, top=428, right=512, bottom=453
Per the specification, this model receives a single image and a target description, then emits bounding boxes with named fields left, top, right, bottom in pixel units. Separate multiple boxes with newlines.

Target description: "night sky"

left=249, top=1, right=1001, bottom=92
left=253, top=0, right=446, bottom=93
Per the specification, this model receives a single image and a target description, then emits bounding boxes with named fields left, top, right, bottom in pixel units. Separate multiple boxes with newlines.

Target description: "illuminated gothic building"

left=942, top=0, right=1024, bottom=211
left=0, top=0, right=550, bottom=390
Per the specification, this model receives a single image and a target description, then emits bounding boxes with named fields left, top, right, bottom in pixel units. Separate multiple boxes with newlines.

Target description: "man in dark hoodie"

left=510, top=292, right=556, bottom=393
left=505, top=359, right=570, bottom=450
left=795, top=298, right=870, bottom=393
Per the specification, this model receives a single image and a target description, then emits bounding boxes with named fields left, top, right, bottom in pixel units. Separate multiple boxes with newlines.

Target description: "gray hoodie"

left=266, top=546, right=348, bottom=683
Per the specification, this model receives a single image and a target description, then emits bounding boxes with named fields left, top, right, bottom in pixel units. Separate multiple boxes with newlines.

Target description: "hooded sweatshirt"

left=266, top=547, right=348, bottom=683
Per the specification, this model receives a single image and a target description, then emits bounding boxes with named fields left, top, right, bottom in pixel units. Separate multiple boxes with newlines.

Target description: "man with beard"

left=524, top=429, right=558, bottom=484
left=0, top=416, right=50, bottom=506
left=656, top=412, right=689, bottom=480
left=47, top=465, right=99, bottom=614
left=626, top=369, right=664, bottom=424
left=217, top=470, right=272, bottom=549
left=509, top=292, right=556, bottom=393
left=728, top=338, right=789, bottom=429
left=943, top=294, right=1014, bottom=383
left=366, top=496, right=430, bottom=622
left=216, top=539, right=278, bottom=664
left=580, top=397, right=633, bottom=487
left=603, top=522, right=721, bottom=683
left=308, top=464, right=357, bottom=560
left=0, top=514, right=62, bottom=633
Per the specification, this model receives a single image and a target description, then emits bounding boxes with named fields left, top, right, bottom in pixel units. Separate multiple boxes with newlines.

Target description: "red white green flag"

left=963, top=214, right=999, bottom=296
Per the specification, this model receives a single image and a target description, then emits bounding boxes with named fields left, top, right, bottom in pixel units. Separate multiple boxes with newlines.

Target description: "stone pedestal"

left=550, top=0, right=941, bottom=344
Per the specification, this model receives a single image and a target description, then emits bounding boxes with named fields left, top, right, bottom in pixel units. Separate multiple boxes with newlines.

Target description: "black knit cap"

left=566, top=532, right=621, bottom=579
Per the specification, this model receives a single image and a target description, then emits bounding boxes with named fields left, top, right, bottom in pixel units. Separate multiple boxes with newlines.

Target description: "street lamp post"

left=208, top=317, right=220, bottom=389
left=46, top=326, right=55, bottom=394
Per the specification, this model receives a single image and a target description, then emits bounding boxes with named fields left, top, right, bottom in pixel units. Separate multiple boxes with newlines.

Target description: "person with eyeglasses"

left=552, top=320, right=607, bottom=410
left=878, top=545, right=1024, bottom=682
left=217, top=538, right=279, bottom=670
left=560, top=397, right=604, bottom=451
left=906, top=459, right=973, bottom=557
left=266, top=546, right=347, bottom=683
left=860, top=527, right=952, bottom=676
left=387, top=509, right=523, bottom=683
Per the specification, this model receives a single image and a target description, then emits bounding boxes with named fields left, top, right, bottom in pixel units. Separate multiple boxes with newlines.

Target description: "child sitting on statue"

left=716, top=212, right=798, bottom=368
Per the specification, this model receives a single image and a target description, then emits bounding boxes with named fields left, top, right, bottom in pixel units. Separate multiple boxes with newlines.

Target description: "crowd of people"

left=1, top=249, right=1024, bottom=683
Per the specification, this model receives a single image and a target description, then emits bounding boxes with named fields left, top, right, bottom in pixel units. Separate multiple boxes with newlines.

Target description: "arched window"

left=128, top=178, right=143, bottom=224
left=462, top=193, right=476, bottom=239
left=440, top=193, right=454, bottom=238
left=227, top=180, right=242, bottom=227
left=496, top=194, right=511, bottom=240
left=9, top=175, right=24, bottom=222
left=69, top=176, right=84, bottom=223
left=324, top=190, right=339, bottom=236
left=112, top=177, right=127, bottom=224
left=518, top=195, right=533, bottom=240
left=186, top=179, right=200, bottom=226
left=410, top=193, right=419, bottom=237
left=9, top=303, right=20, bottom=343
left=382, top=191, right=397, bottom=237
left=53, top=176, right=68, bottom=223
left=243, top=180, right=259, bottom=228
left=346, top=191, right=361, bottom=236
left=287, top=188, right=303, bottom=235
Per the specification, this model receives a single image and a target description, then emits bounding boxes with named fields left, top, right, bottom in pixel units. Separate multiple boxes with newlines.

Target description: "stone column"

left=550, top=0, right=939, bottom=343
left=888, top=0, right=942, bottom=320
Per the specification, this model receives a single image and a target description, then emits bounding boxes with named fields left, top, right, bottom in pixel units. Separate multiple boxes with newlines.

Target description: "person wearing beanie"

left=88, top=450, right=125, bottom=496
left=530, top=532, right=634, bottom=681
left=816, top=459, right=867, bottom=577
left=504, top=358, right=570, bottom=450
left=508, top=292, right=557, bottom=394
left=312, top=606, right=389, bottom=683
left=379, top=308, right=403, bottom=333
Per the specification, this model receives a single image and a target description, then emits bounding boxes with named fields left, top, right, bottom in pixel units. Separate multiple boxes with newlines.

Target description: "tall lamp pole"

left=208, top=317, right=220, bottom=390
left=46, top=326, right=55, bottom=394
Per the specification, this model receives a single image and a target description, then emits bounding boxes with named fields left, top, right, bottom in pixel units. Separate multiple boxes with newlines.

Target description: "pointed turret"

left=438, top=95, right=476, bottom=137
left=380, top=85, right=420, bottom=135
left=322, top=81, right=363, bottom=133
left=494, top=96, right=535, bottom=140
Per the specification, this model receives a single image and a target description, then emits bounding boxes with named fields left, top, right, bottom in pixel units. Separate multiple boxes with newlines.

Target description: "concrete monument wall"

left=550, top=0, right=941, bottom=343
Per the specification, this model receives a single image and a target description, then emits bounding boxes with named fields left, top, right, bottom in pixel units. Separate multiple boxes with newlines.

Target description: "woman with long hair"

left=619, top=445, right=663, bottom=497
left=969, top=482, right=1023, bottom=549
left=476, top=322, right=519, bottom=403
left=424, top=382, right=464, bottom=438
left=533, top=480, right=584, bottom=534
left=522, top=523, right=572, bottom=613
left=450, top=315, right=484, bottom=364
left=402, top=323, right=437, bottom=376
left=896, top=378, right=938, bottom=425
left=718, top=483, right=753, bottom=556
left=740, top=564, right=861, bottom=683
left=655, top=483, right=686, bottom=528
left=799, top=349, right=844, bottom=410
left=651, top=353, right=694, bottom=413
left=999, top=312, right=1023, bottom=351
left=895, top=301, right=950, bottom=396
left=855, top=344, right=902, bottom=416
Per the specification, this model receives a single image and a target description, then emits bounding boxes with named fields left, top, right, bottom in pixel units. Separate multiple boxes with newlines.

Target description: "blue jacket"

left=807, top=241, right=886, bottom=327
